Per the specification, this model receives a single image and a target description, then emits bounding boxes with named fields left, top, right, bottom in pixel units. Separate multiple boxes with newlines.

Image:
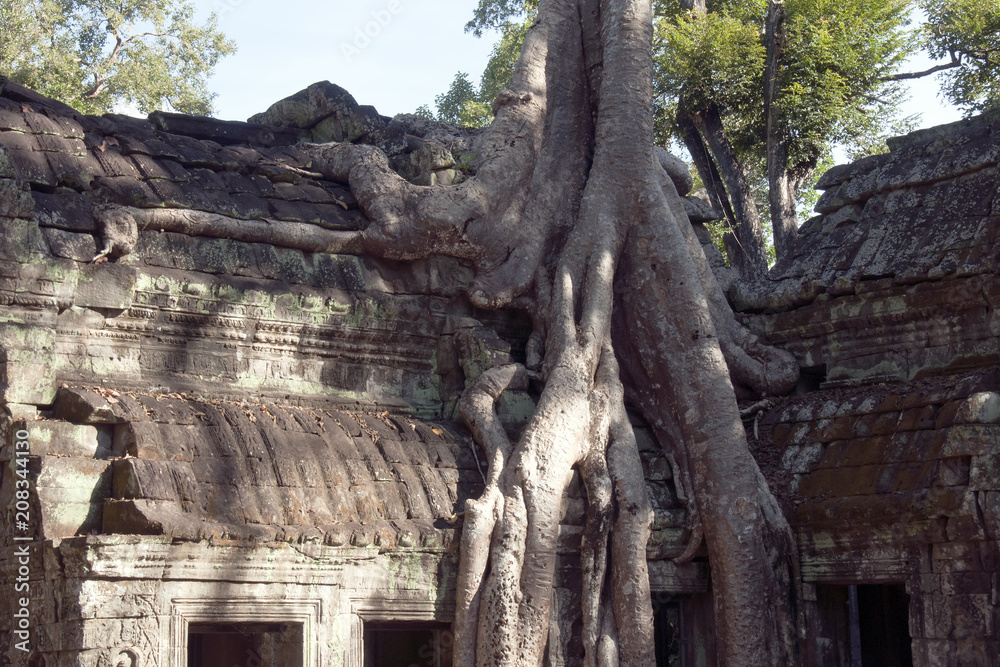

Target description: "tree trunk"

left=306, top=0, right=800, bottom=663
left=676, top=104, right=744, bottom=270
left=687, top=105, right=768, bottom=278
left=764, top=0, right=800, bottom=260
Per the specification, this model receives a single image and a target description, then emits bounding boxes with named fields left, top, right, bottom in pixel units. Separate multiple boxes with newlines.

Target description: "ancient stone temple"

left=0, top=77, right=997, bottom=666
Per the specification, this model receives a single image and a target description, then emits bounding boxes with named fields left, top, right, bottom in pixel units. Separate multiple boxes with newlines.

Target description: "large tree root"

left=307, top=0, right=803, bottom=663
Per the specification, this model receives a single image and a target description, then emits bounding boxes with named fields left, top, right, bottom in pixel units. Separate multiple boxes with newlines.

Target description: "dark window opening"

left=817, top=584, right=913, bottom=667
left=364, top=622, right=453, bottom=667
left=853, top=584, right=913, bottom=667
left=653, top=596, right=683, bottom=666
left=798, top=365, right=828, bottom=394
left=188, top=622, right=303, bottom=667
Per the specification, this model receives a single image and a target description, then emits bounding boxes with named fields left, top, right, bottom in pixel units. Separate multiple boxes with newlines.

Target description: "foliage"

left=419, top=1, right=535, bottom=128
left=465, top=0, right=538, bottom=37
left=655, top=0, right=915, bottom=168
left=0, top=0, right=235, bottom=116
left=433, top=72, right=493, bottom=127
left=920, top=0, right=1000, bottom=113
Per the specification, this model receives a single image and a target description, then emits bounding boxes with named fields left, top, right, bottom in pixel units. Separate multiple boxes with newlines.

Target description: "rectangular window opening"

left=364, top=621, right=453, bottom=667
left=654, top=596, right=684, bottom=666
left=816, top=583, right=913, bottom=667
left=853, top=584, right=913, bottom=667
left=188, top=622, right=303, bottom=667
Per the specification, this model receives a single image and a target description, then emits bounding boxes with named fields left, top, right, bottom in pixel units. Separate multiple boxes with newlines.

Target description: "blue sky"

left=194, top=0, right=500, bottom=121
left=194, top=1, right=963, bottom=132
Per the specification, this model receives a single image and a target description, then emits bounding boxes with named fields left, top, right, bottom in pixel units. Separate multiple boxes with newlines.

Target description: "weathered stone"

left=102, top=498, right=197, bottom=536
left=72, top=262, right=136, bottom=310
left=112, top=459, right=179, bottom=501
left=249, top=81, right=382, bottom=138
left=42, top=227, right=98, bottom=261
left=0, top=323, right=56, bottom=404
left=35, top=456, right=111, bottom=491
left=148, top=111, right=301, bottom=147
left=938, top=425, right=1000, bottom=457
left=16, top=420, right=112, bottom=458
left=0, top=178, right=33, bottom=218
left=112, top=422, right=200, bottom=462
left=956, top=392, right=1000, bottom=425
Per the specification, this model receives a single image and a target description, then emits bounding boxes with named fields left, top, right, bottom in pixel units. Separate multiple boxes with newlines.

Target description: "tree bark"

left=687, top=105, right=768, bottom=278
left=764, top=0, right=800, bottom=260
left=306, top=0, right=800, bottom=663
left=676, top=105, right=744, bottom=268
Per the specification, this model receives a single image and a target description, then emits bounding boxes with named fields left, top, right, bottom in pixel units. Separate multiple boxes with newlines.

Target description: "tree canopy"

left=429, top=0, right=1000, bottom=271
left=0, top=0, right=235, bottom=116
left=921, top=0, right=1000, bottom=114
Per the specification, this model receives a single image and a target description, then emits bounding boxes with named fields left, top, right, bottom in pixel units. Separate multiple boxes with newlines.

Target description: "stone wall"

left=740, top=112, right=1000, bottom=388
left=738, top=112, right=1000, bottom=666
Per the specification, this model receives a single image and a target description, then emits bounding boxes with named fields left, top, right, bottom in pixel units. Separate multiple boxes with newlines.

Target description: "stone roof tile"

left=0, top=107, right=29, bottom=132
left=7, top=147, right=57, bottom=186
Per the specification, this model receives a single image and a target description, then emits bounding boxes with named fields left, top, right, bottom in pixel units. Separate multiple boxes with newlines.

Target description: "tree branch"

left=882, top=56, right=961, bottom=82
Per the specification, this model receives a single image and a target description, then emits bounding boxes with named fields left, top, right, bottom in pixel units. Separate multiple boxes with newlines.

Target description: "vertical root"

left=605, top=392, right=655, bottom=666
left=455, top=363, right=529, bottom=665
left=580, top=441, right=614, bottom=666
left=477, top=479, right=529, bottom=666
left=656, top=158, right=799, bottom=398
left=597, top=599, right=621, bottom=667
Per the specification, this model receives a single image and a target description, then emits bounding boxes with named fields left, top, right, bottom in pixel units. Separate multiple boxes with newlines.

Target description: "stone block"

left=6, top=148, right=57, bottom=186
left=392, top=463, right=434, bottom=520
left=351, top=436, right=394, bottom=480
left=936, top=400, right=965, bottom=429
left=46, top=150, right=98, bottom=190
left=932, top=542, right=983, bottom=572
left=880, top=461, right=938, bottom=493
left=947, top=514, right=988, bottom=542
left=14, top=420, right=112, bottom=459
left=413, top=464, right=454, bottom=518
left=42, top=227, right=97, bottom=262
left=919, top=638, right=955, bottom=665
left=52, top=388, right=119, bottom=424
left=898, top=405, right=940, bottom=431
left=200, top=482, right=245, bottom=523
left=35, top=489, right=102, bottom=538
left=979, top=492, right=1000, bottom=540
left=302, top=487, right=336, bottom=524
left=936, top=457, right=972, bottom=487
left=331, top=482, right=365, bottom=523
left=0, top=178, right=33, bottom=218
left=0, top=146, right=14, bottom=176
left=925, top=485, right=971, bottom=516
left=244, top=456, right=276, bottom=488
left=970, top=454, right=1000, bottom=491
left=72, top=262, right=136, bottom=311
left=955, top=392, right=1000, bottom=425
left=940, top=571, right=993, bottom=597
left=112, top=422, right=198, bottom=461
left=0, top=324, right=56, bottom=404
left=102, top=498, right=197, bottom=536
left=36, top=456, right=110, bottom=492
left=112, top=459, right=179, bottom=501
left=839, top=436, right=890, bottom=467
left=374, top=435, right=409, bottom=464
left=938, top=425, right=1000, bottom=457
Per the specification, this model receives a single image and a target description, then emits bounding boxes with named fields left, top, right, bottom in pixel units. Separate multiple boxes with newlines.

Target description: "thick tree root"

left=307, top=0, right=803, bottom=663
